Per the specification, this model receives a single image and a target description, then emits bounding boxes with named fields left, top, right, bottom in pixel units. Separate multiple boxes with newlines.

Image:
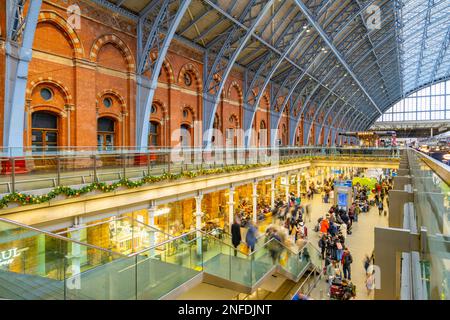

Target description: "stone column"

left=270, top=178, right=275, bottom=208
left=64, top=104, right=73, bottom=147
left=252, top=181, right=258, bottom=224
left=66, top=216, right=84, bottom=290
left=296, top=172, right=301, bottom=198
left=285, top=174, right=290, bottom=203
left=147, top=201, right=156, bottom=256
left=195, top=193, right=204, bottom=256
left=228, top=186, right=235, bottom=231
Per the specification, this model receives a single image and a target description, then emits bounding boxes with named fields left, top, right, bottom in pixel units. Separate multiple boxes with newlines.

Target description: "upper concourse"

left=0, top=0, right=449, bottom=151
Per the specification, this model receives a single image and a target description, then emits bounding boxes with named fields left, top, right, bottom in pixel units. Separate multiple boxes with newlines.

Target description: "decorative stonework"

left=170, top=41, right=203, bottom=62
left=38, top=10, right=84, bottom=58
left=227, top=81, right=243, bottom=105
left=181, top=104, right=196, bottom=120
left=149, top=51, right=175, bottom=84
left=90, top=34, right=135, bottom=71
left=27, top=77, right=73, bottom=106
left=49, top=0, right=136, bottom=34
left=178, top=63, right=202, bottom=91
left=96, top=89, right=127, bottom=111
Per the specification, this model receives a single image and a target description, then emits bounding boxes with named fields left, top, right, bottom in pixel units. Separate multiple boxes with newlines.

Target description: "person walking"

left=378, top=200, right=384, bottom=216
left=342, top=247, right=353, bottom=280
left=245, top=222, right=258, bottom=254
left=305, top=203, right=311, bottom=222
left=319, top=234, right=327, bottom=259
left=231, top=218, right=242, bottom=256
left=363, top=255, right=371, bottom=275
left=366, top=269, right=376, bottom=296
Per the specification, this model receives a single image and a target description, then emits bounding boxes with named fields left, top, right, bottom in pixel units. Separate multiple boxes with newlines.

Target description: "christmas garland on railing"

left=0, top=155, right=398, bottom=209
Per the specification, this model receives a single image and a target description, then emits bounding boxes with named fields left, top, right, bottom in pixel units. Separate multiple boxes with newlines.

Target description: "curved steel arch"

left=201, top=0, right=274, bottom=147
left=136, top=0, right=192, bottom=149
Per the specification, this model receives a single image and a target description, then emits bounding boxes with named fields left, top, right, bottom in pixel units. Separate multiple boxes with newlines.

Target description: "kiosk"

left=334, top=180, right=353, bottom=211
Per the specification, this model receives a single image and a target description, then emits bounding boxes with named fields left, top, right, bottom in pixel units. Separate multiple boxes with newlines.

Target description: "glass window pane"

left=32, top=112, right=58, bottom=129
left=98, top=118, right=115, bottom=132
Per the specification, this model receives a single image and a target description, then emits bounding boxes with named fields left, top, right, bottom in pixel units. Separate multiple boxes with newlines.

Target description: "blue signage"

left=335, top=180, right=352, bottom=187
left=338, top=193, right=348, bottom=207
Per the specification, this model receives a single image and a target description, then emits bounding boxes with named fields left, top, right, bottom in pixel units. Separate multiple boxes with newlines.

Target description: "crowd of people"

left=229, top=172, right=393, bottom=300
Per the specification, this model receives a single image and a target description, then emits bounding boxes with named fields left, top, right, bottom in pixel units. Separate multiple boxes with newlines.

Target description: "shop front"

left=202, top=189, right=228, bottom=233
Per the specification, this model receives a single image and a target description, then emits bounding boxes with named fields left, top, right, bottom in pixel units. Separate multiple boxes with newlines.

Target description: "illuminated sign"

left=0, top=248, right=23, bottom=266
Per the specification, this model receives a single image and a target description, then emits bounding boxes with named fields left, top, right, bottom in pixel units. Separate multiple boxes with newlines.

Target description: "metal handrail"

left=0, top=217, right=126, bottom=257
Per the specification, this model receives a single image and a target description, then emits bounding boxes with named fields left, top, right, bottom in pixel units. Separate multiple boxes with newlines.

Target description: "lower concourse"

left=0, top=0, right=449, bottom=303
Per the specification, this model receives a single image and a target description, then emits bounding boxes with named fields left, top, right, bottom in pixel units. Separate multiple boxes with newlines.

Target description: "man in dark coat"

left=231, top=218, right=242, bottom=256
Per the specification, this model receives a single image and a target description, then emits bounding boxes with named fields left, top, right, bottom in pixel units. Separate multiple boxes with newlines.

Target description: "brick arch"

left=149, top=51, right=175, bottom=84
left=27, top=77, right=73, bottom=106
left=178, top=63, right=202, bottom=91
left=97, top=112, right=121, bottom=121
left=31, top=105, right=67, bottom=118
left=96, top=89, right=127, bottom=110
left=90, top=34, right=135, bottom=72
left=227, top=81, right=243, bottom=105
left=151, top=99, right=168, bottom=116
left=182, top=104, right=196, bottom=121
left=38, top=11, right=84, bottom=58
left=262, top=93, right=270, bottom=111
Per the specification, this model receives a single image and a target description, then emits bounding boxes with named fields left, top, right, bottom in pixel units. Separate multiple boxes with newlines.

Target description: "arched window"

left=180, top=124, right=192, bottom=147
left=282, top=124, right=287, bottom=146
left=149, top=121, right=160, bottom=146
left=31, top=111, right=58, bottom=151
left=97, top=117, right=116, bottom=151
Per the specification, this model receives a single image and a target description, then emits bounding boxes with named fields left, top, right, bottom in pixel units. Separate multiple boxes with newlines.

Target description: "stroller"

left=330, top=278, right=356, bottom=300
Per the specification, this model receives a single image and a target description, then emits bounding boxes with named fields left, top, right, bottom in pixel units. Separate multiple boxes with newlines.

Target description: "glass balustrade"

left=0, top=215, right=328, bottom=300
left=407, top=149, right=450, bottom=300
left=0, top=147, right=399, bottom=195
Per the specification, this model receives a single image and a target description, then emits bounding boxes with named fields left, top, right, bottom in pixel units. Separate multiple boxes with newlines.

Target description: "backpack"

left=318, top=238, right=325, bottom=248
left=344, top=253, right=353, bottom=264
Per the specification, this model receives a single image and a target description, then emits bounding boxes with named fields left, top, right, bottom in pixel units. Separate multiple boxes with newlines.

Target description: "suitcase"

left=330, top=284, right=344, bottom=298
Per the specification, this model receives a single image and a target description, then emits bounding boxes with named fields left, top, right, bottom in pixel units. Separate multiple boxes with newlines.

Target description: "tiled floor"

left=303, top=194, right=389, bottom=300
left=175, top=191, right=389, bottom=300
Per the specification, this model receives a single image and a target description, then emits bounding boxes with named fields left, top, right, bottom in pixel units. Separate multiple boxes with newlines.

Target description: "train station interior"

left=0, top=0, right=449, bottom=301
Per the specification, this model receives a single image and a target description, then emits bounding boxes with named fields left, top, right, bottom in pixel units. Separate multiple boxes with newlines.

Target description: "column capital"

left=148, top=200, right=157, bottom=210
left=195, top=211, right=204, bottom=217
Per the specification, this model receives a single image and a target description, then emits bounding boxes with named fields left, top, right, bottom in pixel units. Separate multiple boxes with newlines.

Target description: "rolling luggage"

left=330, top=284, right=344, bottom=299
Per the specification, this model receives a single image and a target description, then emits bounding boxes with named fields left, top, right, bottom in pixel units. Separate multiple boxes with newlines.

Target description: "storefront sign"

left=0, top=248, right=22, bottom=266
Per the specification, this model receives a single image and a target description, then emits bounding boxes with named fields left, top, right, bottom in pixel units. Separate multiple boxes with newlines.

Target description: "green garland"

left=0, top=155, right=397, bottom=209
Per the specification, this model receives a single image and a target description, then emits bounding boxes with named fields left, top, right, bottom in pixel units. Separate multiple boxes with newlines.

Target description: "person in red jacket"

left=320, top=216, right=330, bottom=234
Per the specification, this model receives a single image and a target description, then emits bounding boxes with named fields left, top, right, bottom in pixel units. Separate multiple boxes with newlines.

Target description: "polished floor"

left=176, top=191, right=389, bottom=300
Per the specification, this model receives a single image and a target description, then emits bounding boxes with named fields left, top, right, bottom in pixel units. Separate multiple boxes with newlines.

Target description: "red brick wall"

left=0, top=0, right=304, bottom=149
